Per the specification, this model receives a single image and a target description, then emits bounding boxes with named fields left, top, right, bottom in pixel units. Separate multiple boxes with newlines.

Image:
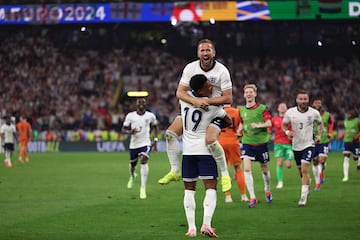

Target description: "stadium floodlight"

left=127, top=91, right=149, bottom=97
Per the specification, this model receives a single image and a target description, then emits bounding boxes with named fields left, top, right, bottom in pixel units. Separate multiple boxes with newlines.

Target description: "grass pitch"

left=0, top=151, right=359, bottom=240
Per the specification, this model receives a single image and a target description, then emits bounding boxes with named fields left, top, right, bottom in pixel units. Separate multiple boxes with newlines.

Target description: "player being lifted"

left=158, top=39, right=233, bottom=193
left=181, top=74, right=232, bottom=237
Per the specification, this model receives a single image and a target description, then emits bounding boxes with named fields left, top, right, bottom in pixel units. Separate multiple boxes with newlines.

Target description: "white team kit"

left=0, top=123, right=16, bottom=144
left=180, top=99, right=227, bottom=155
left=179, top=60, right=232, bottom=98
left=122, top=111, right=158, bottom=149
left=283, top=106, right=322, bottom=151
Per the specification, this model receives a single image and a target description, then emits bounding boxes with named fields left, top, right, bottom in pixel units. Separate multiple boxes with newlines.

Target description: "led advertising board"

left=0, top=1, right=358, bottom=24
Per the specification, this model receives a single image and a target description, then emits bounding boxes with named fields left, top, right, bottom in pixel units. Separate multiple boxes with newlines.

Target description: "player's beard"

left=299, top=103, right=308, bottom=112
left=201, top=57, right=213, bottom=69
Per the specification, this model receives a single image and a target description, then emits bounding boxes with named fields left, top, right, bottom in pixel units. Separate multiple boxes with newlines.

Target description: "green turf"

left=0, top=151, right=359, bottom=240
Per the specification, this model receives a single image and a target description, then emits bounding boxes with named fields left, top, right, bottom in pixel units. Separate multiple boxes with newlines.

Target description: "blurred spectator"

left=0, top=22, right=359, bottom=142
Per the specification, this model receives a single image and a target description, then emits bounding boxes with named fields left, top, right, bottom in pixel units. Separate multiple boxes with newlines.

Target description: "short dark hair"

left=297, top=90, right=308, bottom=97
left=198, top=39, right=215, bottom=49
left=312, top=96, right=322, bottom=103
left=190, top=74, right=208, bottom=92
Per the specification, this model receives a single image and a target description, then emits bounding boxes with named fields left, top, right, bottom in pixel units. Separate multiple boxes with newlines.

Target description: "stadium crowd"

left=0, top=23, right=359, bottom=141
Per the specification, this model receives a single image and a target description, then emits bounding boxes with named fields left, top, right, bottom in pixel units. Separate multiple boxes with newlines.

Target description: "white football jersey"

left=179, top=60, right=232, bottom=98
left=283, top=106, right=322, bottom=151
left=180, top=99, right=226, bottom=155
left=0, top=124, right=16, bottom=144
left=123, top=111, right=158, bottom=149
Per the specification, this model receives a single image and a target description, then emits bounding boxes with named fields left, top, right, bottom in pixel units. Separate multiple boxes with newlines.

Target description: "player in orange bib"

left=16, top=116, right=32, bottom=163
left=218, top=104, right=248, bottom=203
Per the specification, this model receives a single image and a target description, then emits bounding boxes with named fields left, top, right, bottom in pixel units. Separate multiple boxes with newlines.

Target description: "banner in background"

left=268, top=0, right=360, bottom=19
left=26, top=140, right=168, bottom=153
left=0, top=1, right=358, bottom=24
left=25, top=140, right=343, bottom=153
